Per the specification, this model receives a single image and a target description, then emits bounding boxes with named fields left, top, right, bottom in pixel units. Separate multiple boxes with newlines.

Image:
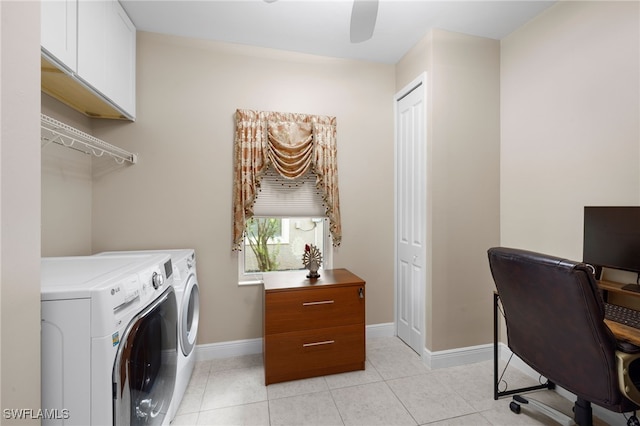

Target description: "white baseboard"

left=195, top=337, right=263, bottom=361
left=424, top=343, right=494, bottom=370
left=195, top=322, right=396, bottom=362
left=365, top=322, right=395, bottom=339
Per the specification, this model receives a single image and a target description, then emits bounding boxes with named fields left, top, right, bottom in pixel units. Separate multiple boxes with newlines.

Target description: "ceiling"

left=120, top=0, right=556, bottom=64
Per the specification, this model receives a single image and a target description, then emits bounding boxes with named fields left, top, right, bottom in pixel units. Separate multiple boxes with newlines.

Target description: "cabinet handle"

left=302, top=300, right=334, bottom=306
left=303, top=340, right=335, bottom=347
left=359, top=288, right=364, bottom=299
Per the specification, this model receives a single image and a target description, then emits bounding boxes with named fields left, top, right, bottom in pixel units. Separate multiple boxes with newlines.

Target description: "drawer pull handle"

left=303, top=340, right=335, bottom=347
left=302, top=300, right=334, bottom=306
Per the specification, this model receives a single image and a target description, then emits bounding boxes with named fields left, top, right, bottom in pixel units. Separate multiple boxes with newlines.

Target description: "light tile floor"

left=171, top=336, right=612, bottom=426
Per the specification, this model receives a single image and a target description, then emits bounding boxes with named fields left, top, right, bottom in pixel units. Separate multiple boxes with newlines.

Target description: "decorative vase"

left=302, top=244, right=322, bottom=279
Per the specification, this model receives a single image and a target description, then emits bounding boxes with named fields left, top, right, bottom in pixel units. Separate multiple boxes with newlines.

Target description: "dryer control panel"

left=110, top=274, right=141, bottom=308
left=89, top=254, right=173, bottom=337
left=139, top=258, right=173, bottom=295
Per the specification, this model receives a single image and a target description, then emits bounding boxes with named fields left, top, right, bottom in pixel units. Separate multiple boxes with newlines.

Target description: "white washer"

left=96, top=249, right=200, bottom=421
left=41, top=254, right=177, bottom=426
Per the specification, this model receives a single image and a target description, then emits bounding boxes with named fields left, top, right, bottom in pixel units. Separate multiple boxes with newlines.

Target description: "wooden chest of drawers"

left=263, top=268, right=366, bottom=385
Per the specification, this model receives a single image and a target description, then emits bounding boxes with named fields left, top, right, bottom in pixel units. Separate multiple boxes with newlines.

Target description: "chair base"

left=510, top=394, right=575, bottom=426
left=510, top=394, right=640, bottom=426
left=573, top=397, right=592, bottom=426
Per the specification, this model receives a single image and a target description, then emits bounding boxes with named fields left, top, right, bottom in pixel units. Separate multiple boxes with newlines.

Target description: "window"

left=245, top=218, right=290, bottom=246
left=241, top=217, right=329, bottom=277
left=238, top=169, right=332, bottom=284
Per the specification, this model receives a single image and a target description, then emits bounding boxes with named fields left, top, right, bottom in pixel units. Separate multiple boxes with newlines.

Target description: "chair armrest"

left=616, top=350, right=640, bottom=405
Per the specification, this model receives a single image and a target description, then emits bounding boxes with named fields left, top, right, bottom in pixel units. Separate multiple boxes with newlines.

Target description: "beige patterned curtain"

left=233, top=109, right=341, bottom=250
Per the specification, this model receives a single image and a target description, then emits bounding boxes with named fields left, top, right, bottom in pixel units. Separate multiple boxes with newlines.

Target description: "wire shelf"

left=40, top=114, right=137, bottom=165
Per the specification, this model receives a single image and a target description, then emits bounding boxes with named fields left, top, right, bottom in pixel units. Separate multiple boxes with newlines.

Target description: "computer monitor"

left=583, top=206, right=640, bottom=288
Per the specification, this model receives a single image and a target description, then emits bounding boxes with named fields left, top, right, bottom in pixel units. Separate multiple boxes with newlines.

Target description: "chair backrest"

left=488, top=247, right=627, bottom=409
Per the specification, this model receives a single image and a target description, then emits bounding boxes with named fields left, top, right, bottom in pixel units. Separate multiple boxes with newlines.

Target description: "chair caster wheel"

left=627, top=415, right=640, bottom=426
left=510, top=401, right=521, bottom=414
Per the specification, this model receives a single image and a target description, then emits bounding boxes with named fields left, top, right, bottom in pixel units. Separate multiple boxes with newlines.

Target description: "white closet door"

left=395, top=77, right=426, bottom=355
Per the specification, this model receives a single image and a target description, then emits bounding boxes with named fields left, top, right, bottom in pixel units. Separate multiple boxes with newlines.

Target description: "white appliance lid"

left=41, top=254, right=168, bottom=300
left=96, top=249, right=194, bottom=265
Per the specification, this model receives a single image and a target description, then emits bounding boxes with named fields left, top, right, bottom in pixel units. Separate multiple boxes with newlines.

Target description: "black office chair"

left=488, top=247, right=640, bottom=426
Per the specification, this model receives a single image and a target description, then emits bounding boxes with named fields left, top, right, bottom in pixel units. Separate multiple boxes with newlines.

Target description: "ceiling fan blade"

left=350, top=0, right=379, bottom=43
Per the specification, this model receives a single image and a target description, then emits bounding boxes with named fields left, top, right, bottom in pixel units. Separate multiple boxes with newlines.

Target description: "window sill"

left=240, top=268, right=334, bottom=286
left=238, top=278, right=264, bottom=286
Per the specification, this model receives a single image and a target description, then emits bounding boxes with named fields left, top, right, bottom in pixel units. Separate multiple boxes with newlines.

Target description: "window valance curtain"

left=233, top=109, right=342, bottom=250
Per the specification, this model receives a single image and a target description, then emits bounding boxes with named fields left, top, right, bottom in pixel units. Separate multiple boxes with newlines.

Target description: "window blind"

left=252, top=167, right=326, bottom=217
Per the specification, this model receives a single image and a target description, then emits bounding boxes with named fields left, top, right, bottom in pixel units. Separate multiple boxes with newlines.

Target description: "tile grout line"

left=325, top=376, right=347, bottom=426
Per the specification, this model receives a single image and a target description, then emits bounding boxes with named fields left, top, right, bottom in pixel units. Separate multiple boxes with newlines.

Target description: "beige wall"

left=500, top=1, right=640, bottom=260
left=42, top=28, right=502, bottom=353
left=1, top=1, right=41, bottom=422
left=41, top=94, right=93, bottom=257
left=37, top=0, right=638, bottom=359
left=396, top=30, right=501, bottom=352
left=430, top=30, right=500, bottom=351
left=87, top=32, right=396, bottom=344
left=395, top=31, right=432, bottom=92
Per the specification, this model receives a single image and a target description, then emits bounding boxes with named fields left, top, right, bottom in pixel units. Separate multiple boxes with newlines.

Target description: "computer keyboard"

left=605, top=303, right=640, bottom=329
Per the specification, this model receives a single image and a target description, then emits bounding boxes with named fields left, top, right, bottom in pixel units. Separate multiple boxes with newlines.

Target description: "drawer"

left=265, top=285, right=364, bottom=334
left=264, top=324, right=365, bottom=385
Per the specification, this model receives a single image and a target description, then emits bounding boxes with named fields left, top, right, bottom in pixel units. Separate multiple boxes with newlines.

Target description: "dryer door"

left=113, top=287, right=177, bottom=426
left=180, top=274, right=200, bottom=356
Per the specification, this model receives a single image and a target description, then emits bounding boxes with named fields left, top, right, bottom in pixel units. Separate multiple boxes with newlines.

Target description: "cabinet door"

left=41, top=0, right=78, bottom=72
left=77, top=0, right=107, bottom=95
left=106, top=0, right=136, bottom=116
left=77, top=0, right=136, bottom=118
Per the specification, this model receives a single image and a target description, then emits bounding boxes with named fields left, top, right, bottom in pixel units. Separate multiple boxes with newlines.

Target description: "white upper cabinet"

left=106, top=2, right=136, bottom=116
left=41, top=0, right=136, bottom=120
left=77, top=1, right=108, bottom=94
left=41, top=0, right=78, bottom=72
left=77, top=0, right=136, bottom=116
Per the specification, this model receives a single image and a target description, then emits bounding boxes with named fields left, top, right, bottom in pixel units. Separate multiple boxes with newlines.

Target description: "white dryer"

left=41, top=254, right=177, bottom=426
left=96, top=249, right=200, bottom=421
